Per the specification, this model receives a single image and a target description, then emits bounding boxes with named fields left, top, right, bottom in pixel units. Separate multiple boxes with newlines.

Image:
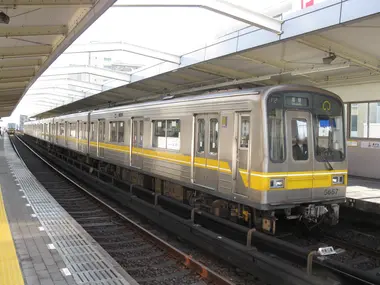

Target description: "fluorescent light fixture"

left=291, top=63, right=350, bottom=76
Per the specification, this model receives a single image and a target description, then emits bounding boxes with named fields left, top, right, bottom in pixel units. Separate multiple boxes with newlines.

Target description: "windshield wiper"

left=320, top=150, right=334, bottom=170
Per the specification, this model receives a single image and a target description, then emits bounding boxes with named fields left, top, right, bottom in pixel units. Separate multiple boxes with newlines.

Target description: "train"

left=24, top=84, right=347, bottom=234
left=7, top=122, right=16, bottom=135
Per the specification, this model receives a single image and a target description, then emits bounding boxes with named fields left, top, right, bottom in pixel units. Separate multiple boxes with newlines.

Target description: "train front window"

left=291, top=119, right=308, bottom=161
left=315, top=115, right=345, bottom=161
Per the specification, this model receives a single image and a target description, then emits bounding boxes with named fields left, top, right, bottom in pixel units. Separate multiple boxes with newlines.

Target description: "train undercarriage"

left=31, top=136, right=340, bottom=236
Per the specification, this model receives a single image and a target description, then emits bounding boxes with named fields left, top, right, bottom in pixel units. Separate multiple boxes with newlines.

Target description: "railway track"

left=16, top=134, right=374, bottom=285
left=274, top=222, right=380, bottom=285
left=10, top=136, right=234, bottom=285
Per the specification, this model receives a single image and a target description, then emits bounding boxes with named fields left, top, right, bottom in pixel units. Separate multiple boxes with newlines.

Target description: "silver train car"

left=25, top=85, right=347, bottom=233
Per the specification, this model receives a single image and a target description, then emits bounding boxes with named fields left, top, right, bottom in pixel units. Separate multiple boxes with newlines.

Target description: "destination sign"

left=285, top=96, right=309, bottom=107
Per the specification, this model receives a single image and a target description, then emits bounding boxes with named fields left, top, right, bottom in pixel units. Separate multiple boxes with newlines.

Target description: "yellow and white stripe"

left=45, top=136, right=348, bottom=191
left=0, top=186, right=24, bottom=285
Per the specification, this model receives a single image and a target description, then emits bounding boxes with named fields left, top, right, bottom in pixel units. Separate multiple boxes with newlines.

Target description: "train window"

left=99, top=120, right=105, bottom=141
left=152, top=120, right=180, bottom=150
left=167, top=120, right=180, bottom=150
left=110, top=122, right=117, bottom=142
left=268, top=109, right=285, bottom=162
left=292, top=119, right=308, bottom=161
left=209, top=118, right=218, bottom=154
left=133, top=121, right=138, bottom=145
left=240, top=116, right=250, bottom=148
left=350, top=103, right=367, bottom=138
left=79, top=122, right=83, bottom=138
left=197, top=119, right=205, bottom=152
left=90, top=122, right=96, bottom=140
left=369, top=102, right=380, bottom=138
left=152, top=120, right=166, bottom=148
left=70, top=123, right=76, bottom=137
left=59, top=123, right=64, bottom=136
left=83, top=123, right=88, bottom=139
left=118, top=122, right=124, bottom=143
left=315, top=115, right=345, bottom=161
left=139, top=121, right=144, bottom=146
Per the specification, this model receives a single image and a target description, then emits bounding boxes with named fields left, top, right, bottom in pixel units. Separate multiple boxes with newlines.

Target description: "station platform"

left=0, top=135, right=137, bottom=285
left=346, top=176, right=380, bottom=215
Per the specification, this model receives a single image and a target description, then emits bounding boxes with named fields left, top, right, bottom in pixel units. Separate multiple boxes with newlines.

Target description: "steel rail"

left=12, top=135, right=234, bottom=285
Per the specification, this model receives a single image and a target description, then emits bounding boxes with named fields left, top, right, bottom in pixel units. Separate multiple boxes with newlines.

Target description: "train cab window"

left=209, top=118, right=218, bottom=154
left=110, top=122, right=117, bottom=142
left=240, top=116, right=250, bottom=148
left=315, top=115, right=345, bottom=161
left=118, top=122, right=124, bottom=143
left=292, top=119, right=308, bottom=161
left=268, top=109, right=285, bottom=162
left=197, top=119, right=205, bottom=152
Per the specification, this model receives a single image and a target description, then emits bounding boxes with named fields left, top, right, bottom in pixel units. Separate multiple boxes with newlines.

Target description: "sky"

left=7, top=0, right=314, bottom=125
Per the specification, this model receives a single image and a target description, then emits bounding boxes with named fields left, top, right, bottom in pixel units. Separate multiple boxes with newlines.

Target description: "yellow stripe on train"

left=47, top=136, right=348, bottom=191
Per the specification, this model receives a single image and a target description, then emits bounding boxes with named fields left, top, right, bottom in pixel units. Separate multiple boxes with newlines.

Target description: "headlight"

left=270, top=178, right=285, bottom=189
left=332, top=175, right=344, bottom=184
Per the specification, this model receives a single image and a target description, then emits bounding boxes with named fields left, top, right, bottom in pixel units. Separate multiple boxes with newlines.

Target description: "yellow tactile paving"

left=0, top=185, right=24, bottom=285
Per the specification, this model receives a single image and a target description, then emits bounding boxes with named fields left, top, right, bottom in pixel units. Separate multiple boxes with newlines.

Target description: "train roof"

left=29, top=84, right=342, bottom=122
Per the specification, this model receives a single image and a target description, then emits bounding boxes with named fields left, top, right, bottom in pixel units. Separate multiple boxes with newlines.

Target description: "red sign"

left=301, top=0, right=314, bottom=8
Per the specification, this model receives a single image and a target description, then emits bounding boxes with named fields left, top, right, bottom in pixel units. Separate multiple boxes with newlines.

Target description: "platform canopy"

left=0, top=0, right=116, bottom=118
left=17, top=0, right=380, bottom=119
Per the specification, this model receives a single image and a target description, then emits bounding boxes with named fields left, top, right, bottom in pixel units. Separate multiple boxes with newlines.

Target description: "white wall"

left=325, top=82, right=380, bottom=102
left=325, top=82, right=380, bottom=178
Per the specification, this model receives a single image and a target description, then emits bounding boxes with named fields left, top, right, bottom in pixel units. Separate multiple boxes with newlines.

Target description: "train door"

left=131, top=118, right=144, bottom=168
left=193, top=114, right=219, bottom=190
left=97, top=119, right=105, bottom=157
left=234, top=113, right=251, bottom=196
left=285, top=110, right=314, bottom=195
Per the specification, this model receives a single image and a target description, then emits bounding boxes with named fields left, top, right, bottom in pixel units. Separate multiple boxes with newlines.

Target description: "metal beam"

left=191, top=63, right=253, bottom=79
left=0, top=82, right=28, bottom=90
left=315, top=71, right=380, bottom=88
left=296, top=35, right=380, bottom=73
left=26, top=100, right=61, bottom=106
left=0, top=88, right=25, bottom=94
left=33, top=78, right=103, bottom=91
left=24, top=93, right=84, bottom=100
left=0, top=45, right=51, bottom=58
left=0, top=68, right=35, bottom=78
left=0, top=0, right=96, bottom=8
left=24, top=97, right=66, bottom=103
left=42, top=65, right=131, bottom=81
left=0, top=77, right=32, bottom=83
left=14, top=0, right=117, bottom=113
left=0, top=58, right=42, bottom=69
left=27, top=87, right=89, bottom=97
left=114, top=0, right=283, bottom=34
left=65, top=42, right=181, bottom=64
left=235, top=54, right=315, bottom=83
left=0, top=26, right=68, bottom=37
